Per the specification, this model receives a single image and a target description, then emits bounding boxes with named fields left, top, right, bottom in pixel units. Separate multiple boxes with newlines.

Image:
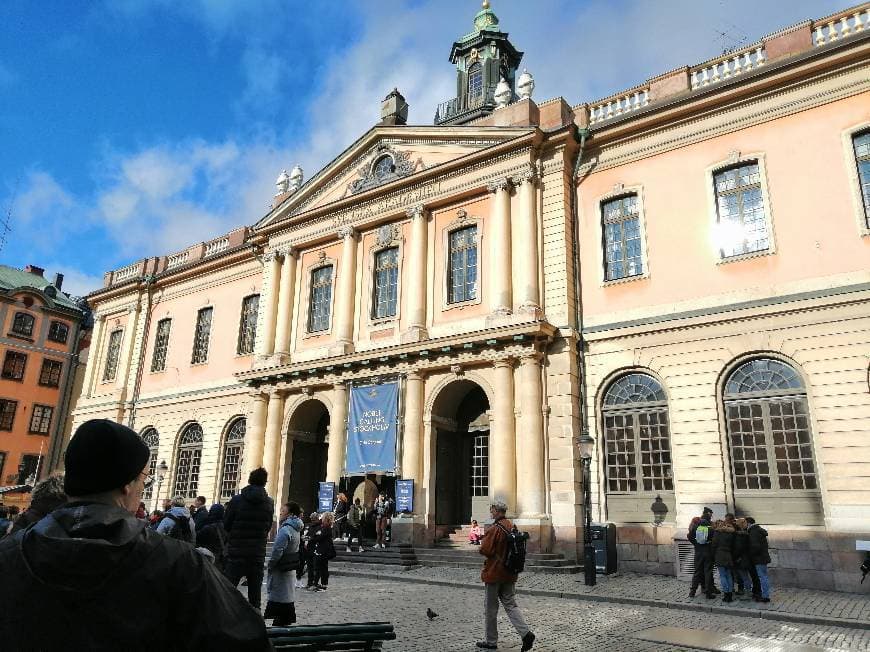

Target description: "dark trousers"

left=306, top=554, right=317, bottom=586
left=690, top=546, right=714, bottom=595
left=314, top=556, right=330, bottom=587
left=224, top=558, right=264, bottom=609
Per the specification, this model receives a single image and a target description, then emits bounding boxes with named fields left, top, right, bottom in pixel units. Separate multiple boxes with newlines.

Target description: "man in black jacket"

left=223, top=467, right=274, bottom=609
left=0, top=419, right=269, bottom=651
left=688, top=507, right=716, bottom=599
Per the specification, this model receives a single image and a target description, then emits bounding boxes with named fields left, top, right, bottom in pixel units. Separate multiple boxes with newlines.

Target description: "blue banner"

left=318, top=482, right=335, bottom=513
left=345, top=381, right=399, bottom=475
left=396, top=479, right=414, bottom=514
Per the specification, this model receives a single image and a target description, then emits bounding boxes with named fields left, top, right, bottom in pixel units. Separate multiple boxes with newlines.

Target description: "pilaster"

left=255, top=251, right=281, bottom=359
left=402, top=205, right=429, bottom=343
left=487, top=178, right=513, bottom=319
left=272, top=247, right=298, bottom=359
left=511, top=166, right=543, bottom=318
left=331, top=227, right=358, bottom=355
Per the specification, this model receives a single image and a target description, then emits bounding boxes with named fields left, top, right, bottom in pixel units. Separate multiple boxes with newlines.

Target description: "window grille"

left=713, top=161, right=769, bottom=257
left=0, top=399, right=17, bottom=430
left=724, top=358, right=817, bottom=491
left=29, top=404, right=53, bottom=434
left=11, top=312, right=34, bottom=337
left=173, top=423, right=203, bottom=498
left=2, top=351, right=27, bottom=381
left=469, top=431, right=489, bottom=497
left=102, top=330, right=123, bottom=381
left=372, top=155, right=394, bottom=180
left=601, top=194, right=643, bottom=281
left=191, top=308, right=213, bottom=364
left=852, top=130, right=870, bottom=228
left=220, top=419, right=246, bottom=501
left=48, top=321, right=69, bottom=344
left=447, top=226, right=478, bottom=304
left=602, top=373, right=673, bottom=493
left=39, top=359, right=63, bottom=387
left=141, top=428, right=159, bottom=500
left=372, top=247, right=399, bottom=319
left=308, top=266, right=333, bottom=333
left=467, top=62, right=483, bottom=107
left=236, top=295, right=259, bottom=355
left=151, top=319, right=171, bottom=372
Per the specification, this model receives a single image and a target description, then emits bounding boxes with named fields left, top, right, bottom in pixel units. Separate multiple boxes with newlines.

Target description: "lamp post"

left=578, top=432, right=596, bottom=587
left=153, top=460, right=169, bottom=512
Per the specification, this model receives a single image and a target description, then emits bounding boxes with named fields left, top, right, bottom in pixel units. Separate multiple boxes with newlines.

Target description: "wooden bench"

left=267, top=622, right=396, bottom=651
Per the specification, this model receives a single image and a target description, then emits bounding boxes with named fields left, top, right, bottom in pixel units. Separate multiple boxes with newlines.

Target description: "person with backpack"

left=688, top=506, right=715, bottom=599
left=156, top=495, right=196, bottom=544
left=196, top=504, right=228, bottom=571
left=476, top=500, right=535, bottom=652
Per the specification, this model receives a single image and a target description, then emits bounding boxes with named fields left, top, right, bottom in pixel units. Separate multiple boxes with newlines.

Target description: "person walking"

left=346, top=498, right=365, bottom=552
left=373, top=491, right=394, bottom=549
left=311, top=512, right=336, bottom=590
left=746, top=516, right=772, bottom=603
left=223, top=468, right=275, bottom=610
left=196, top=504, right=228, bottom=571
left=688, top=507, right=716, bottom=599
left=156, top=495, right=197, bottom=544
left=265, top=502, right=304, bottom=626
left=0, top=418, right=269, bottom=650
left=10, top=475, right=68, bottom=534
left=476, top=500, right=535, bottom=651
left=711, top=518, right=737, bottom=602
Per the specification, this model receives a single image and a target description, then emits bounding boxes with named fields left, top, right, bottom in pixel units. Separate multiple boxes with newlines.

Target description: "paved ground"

left=267, top=574, right=870, bottom=651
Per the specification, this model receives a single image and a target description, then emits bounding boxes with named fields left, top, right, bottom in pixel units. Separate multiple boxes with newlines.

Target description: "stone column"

left=255, top=252, right=281, bottom=358
left=243, top=390, right=268, bottom=479
left=487, top=178, right=513, bottom=316
left=82, top=314, right=105, bottom=397
left=517, top=352, right=546, bottom=515
left=272, top=248, right=297, bottom=356
left=333, top=227, right=358, bottom=352
left=403, top=205, right=428, bottom=342
left=402, top=371, right=425, bottom=502
left=262, top=389, right=286, bottom=498
left=491, top=357, right=517, bottom=512
left=512, top=167, right=541, bottom=316
left=326, top=382, right=348, bottom=484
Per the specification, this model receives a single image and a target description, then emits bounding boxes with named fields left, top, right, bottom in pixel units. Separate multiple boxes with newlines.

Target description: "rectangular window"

left=713, top=161, right=769, bottom=258
left=11, top=312, right=35, bottom=337
left=308, top=266, right=333, bottom=333
left=853, top=130, right=870, bottom=228
left=447, top=226, right=478, bottom=304
left=469, top=431, right=489, bottom=497
left=29, top=404, right=53, bottom=435
left=191, top=308, right=213, bottom=364
left=236, top=295, right=259, bottom=355
left=0, top=399, right=17, bottom=430
left=151, top=318, right=172, bottom=372
left=602, top=194, right=644, bottom=281
left=47, top=321, right=69, bottom=344
left=1, top=351, right=27, bottom=381
left=18, top=454, right=39, bottom=484
left=38, top=359, right=63, bottom=387
left=372, top=247, right=399, bottom=319
left=102, top=330, right=123, bottom=382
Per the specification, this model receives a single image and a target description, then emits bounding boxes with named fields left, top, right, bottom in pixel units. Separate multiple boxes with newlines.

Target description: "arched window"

left=372, top=155, right=394, bottom=180
left=602, top=373, right=673, bottom=494
left=724, top=358, right=817, bottom=491
left=141, top=428, right=159, bottom=500
left=467, top=62, right=483, bottom=106
left=173, top=423, right=203, bottom=499
left=219, top=419, right=246, bottom=501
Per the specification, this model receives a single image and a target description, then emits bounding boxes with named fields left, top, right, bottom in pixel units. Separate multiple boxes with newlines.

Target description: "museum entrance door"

left=284, top=399, right=329, bottom=514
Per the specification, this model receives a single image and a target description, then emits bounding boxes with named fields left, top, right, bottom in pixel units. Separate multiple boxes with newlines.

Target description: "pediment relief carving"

left=345, top=143, right=425, bottom=197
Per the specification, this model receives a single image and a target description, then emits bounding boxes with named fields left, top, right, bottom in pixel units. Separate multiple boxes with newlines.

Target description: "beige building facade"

left=71, top=3, right=870, bottom=591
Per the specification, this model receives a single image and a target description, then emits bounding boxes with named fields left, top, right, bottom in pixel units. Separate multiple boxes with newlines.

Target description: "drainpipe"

left=127, top=276, right=156, bottom=430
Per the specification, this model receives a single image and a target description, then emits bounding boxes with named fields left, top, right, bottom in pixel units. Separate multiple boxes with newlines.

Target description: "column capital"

left=333, top=380, right=348, bottom=392
left=493, top=356, right=515, bottom=368
left=406, top=369, right=426, bottom=382
left=337, top=225, right=357, bottom=241
left=275, top=244, right=298, bottom=259
left=248, top=388, right=268, bottom=400
left=486, top=177, right=512, bottom=194
left=511, top=164, right=537, bottom=186
left=263, top=250, right=279, bottom=263
left=519, top=351, right=543, bottom=365
left=406, top=204, right=426, bottom=220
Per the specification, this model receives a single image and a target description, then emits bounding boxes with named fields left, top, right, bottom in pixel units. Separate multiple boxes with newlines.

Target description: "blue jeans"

left=755, top=564, right=771, bottom=598
left=737, top=569, right=753, bottom=593
left=718, top=567, right=733, bottom=593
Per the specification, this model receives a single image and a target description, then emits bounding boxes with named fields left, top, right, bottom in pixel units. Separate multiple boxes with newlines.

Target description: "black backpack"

left=496, top=521, right=529, bottom=574
left=164, top=513, right=193, bottom=543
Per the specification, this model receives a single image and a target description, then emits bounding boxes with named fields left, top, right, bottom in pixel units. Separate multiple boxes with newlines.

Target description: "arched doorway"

left=283, top=399, right=330, bottom=514
left=430, top=380, right=491, bottom=526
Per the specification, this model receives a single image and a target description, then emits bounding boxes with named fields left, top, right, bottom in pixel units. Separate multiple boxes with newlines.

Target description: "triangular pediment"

left=257, top=124, right=535, bottom=229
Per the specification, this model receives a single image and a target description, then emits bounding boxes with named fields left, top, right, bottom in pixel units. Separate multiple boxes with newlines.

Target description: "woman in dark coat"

left=196, top=504, right=227, bottom=570
left=711, top=519, right=737, bottom=602
left=311, top=512, right=336, bottom=590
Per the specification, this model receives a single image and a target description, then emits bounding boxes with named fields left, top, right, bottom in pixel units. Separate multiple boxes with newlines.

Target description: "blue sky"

left=0, top=0, right=845, bottom=296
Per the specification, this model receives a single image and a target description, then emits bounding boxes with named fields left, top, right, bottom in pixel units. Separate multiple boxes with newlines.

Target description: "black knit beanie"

left=64, top=419, right=151, bottom=496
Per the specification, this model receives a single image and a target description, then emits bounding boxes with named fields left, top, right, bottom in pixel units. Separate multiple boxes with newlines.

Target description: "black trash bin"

left=590, top=523, right=617, bottom=574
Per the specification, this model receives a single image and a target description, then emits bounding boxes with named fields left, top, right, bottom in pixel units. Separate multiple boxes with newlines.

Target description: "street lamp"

left=578, top=432, right=596, bottom=587
left=154, top=460, right=169, bottom=512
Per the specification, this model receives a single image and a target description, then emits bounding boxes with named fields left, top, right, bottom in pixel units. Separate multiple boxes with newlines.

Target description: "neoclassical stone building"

left=70, top=2, right=870, bottom=591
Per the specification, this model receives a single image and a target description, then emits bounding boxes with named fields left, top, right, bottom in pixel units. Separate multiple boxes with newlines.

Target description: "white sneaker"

left=346, top=547, right=352, bottom=553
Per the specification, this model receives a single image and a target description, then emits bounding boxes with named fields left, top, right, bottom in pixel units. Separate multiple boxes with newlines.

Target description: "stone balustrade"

left=690, top=44, right=766, bottom=90
left=113, top=262, right=140, bottom=283
left=588, top=87, right=649, bottom=125
left=813, top=6, right=868, bottom=46
left=166, top=250, right=190, bottom=270
left=204, top=237, right=230, bottom=257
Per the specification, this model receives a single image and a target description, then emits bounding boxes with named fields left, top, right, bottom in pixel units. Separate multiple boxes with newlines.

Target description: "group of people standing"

left=331, top=490, right=395, bottom=551
left=689, top=506, right=772, bottom=603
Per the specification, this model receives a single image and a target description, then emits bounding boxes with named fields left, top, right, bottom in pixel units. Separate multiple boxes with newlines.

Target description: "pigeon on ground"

left=426, top=608, right=438, bottom=621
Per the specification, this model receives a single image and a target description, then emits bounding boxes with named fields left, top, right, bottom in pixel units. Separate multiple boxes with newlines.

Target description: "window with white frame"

left=467, top=62, right=483, bottom=106
left=713, top=161, right=769, bottom=258
left=447, top=226, right=478, bottom=304
left=190, top=308, right=212, bottom=364
left=38, top=359, right=62, bottom=387
left=219, top=419, right=246, bottom=501
left=601, top=194, right=644, bottom=281
left=173, top=423, right=203, bottom=498
left=141, top=428, right=159, bottom=500
left=308, top=266, right=333, bottom=333
left=29, top=404, right=53, bottom=435
left=151, top=318, right=171, bottom=372
left=372, top=247, right=399, bottom=319
left=102, top=330, right=123, bottom=381
left=236, top=295, right=259, bottom=355
left=852, top=129, right=870, bottom=229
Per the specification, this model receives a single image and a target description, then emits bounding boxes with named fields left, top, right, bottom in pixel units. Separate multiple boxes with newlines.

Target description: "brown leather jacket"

left=479, top=516, right=518, bottom=584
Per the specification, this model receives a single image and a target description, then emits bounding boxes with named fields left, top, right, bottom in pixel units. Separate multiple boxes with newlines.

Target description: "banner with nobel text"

left=345, top=381, right=399, bottom=475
